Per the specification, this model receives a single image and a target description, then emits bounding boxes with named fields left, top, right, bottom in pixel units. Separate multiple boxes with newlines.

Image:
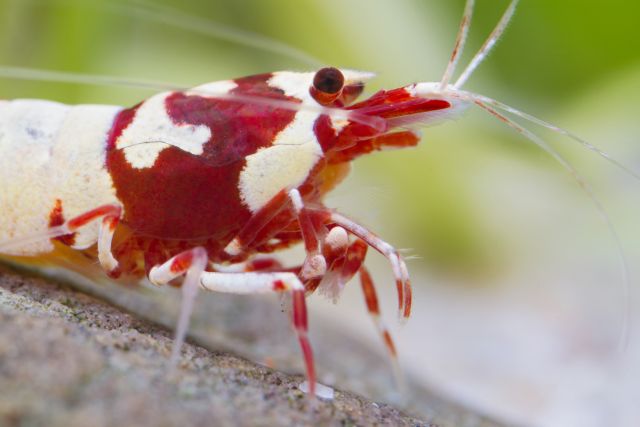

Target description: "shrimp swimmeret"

left=0, top=0, right=633, bottom=398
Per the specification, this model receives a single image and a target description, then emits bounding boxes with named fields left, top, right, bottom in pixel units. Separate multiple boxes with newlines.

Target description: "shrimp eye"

left=313, top=67, right=344, bottom=94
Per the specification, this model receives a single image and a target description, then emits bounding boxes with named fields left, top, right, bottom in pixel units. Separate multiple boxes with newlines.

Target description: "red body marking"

left=48, top=199, right=75, bottom=246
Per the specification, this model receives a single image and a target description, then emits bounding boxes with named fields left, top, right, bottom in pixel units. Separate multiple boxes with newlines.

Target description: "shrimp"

left=0, top=0, right=634, bottom=401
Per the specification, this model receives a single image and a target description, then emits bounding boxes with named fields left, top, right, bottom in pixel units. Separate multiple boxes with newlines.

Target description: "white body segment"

left=115, top=92, right=212, bottom=170
left=0, top=99, right=122, bottom=255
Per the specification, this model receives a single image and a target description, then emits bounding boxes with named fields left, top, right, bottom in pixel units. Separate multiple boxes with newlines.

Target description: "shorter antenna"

left=454, top=0, right=520, bottom=89
left=439, top=0, right=475, bottom=91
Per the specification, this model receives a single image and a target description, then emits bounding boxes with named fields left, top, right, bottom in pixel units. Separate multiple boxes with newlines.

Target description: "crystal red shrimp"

left=0, top=0, right=633, bottom=396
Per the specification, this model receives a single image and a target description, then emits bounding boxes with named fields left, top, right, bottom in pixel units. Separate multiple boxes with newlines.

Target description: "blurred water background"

left=1, top=0, right=639, bottom=425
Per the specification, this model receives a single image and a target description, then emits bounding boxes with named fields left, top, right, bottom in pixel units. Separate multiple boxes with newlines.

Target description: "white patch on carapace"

left=189, top=80, right=237, bottom=97
left=268, top=71, right=316, bottom=102
left=268, top=69, right=374, bottom=135
left=238, top=111, right=322, bottom=213
left=238, top=72, right=327, bottom=213
left=0, top=100, right=122, bottom=255
left=270, top=69, right=373, bottom=101
left=115, top=93, right=211, bottom=169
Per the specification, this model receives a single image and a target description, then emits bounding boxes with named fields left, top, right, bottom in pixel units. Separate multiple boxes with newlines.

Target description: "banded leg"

left=288, top=189, right=326, bottom=281
left=68, top=204, right=123, bottom=274
left=315, top=211, right=412, bottom=320
left=316, top=228, right=365, bottom=301
left=359, top=266, right=403, bottom=390
left=97, top=215, right=120, bottom=274
left=315, top=232, right=403, bottom=387
left=0, top=204, right=122, bottom=274
left=311, top=226, right=350, bottom=297
left=223, top=190, right=290, bottom=257
left=199, top=271, right=317, bottom=396
left=149, top=247, right=208, bottom=367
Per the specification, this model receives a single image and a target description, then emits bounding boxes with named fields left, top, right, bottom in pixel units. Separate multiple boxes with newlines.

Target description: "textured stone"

left=0, top=265, right=507, bottom=427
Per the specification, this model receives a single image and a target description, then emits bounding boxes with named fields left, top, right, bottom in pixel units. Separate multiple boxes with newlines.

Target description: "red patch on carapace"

left=48, top=199, right=75, bottom=246
left=106, top=73, right=301, bottom=267
left=313, top=115, right=337, bottom=152
left=106, top=104, right=140, bottom=150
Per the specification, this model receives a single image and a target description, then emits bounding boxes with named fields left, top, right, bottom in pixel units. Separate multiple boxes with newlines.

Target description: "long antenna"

left=458, top=90, right=640, bottom=182
left=0, top=66, right=181, bottom=91
left=110, top=0, right=324, bottom=68
left=465, top=93, right=631, bottom=352
left=439, top=0, right=475, bottom=91
left=0, top=66, right=385, bottom=132
left=454, top=0, right=520, bottom=89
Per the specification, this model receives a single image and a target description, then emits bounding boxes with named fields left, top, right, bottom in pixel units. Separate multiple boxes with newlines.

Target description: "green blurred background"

left=0, top=0, right=638, bottom=280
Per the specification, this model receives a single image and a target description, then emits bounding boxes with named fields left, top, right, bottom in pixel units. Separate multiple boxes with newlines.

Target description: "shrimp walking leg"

left=304, top=226, right=349, bottom=296
left=358, top=265, right=403, bottom=389
left=199, top=270, right=316, bottom=396
left=288, top=189, right=326, bottom=281
left=306, top=209, right=412, bottom=321
left=223, top=190, right=291, bottom=257
left=334, top=212, right=412, bottom=320
left=0, top=204, right=122, bottom=261
left=148, top=247, right=208, bottom=367
left=97, top=215, right=120, bottom=274
left=317, top=234, right=402, bottom=386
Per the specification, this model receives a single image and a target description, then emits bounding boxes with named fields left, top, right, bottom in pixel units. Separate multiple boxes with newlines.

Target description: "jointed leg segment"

left=149, top=247, right=317, bottom=394
left=149, top=247, right=208, bottom=366
left=200, top=269, right=316, bottom=395
left=289, top=189, right=326, bottom=281
left=325, top=211, right=412, bottom=320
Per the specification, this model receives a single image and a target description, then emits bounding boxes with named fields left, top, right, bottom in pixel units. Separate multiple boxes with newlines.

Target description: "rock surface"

left=0, top=265, right=507, bottom=427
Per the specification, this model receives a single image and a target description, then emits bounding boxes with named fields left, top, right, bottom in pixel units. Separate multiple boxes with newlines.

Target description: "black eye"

left=313, top=67, right=345, bottom=94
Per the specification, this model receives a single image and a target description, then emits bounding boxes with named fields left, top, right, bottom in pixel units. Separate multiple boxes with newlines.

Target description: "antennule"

left=439, top=0, right=475, bottom=90
left=453, top=0, right=520, bottom=89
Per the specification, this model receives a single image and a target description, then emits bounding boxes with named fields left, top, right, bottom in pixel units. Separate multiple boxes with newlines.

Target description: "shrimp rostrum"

left=0, top=0, right=631, bottom=395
